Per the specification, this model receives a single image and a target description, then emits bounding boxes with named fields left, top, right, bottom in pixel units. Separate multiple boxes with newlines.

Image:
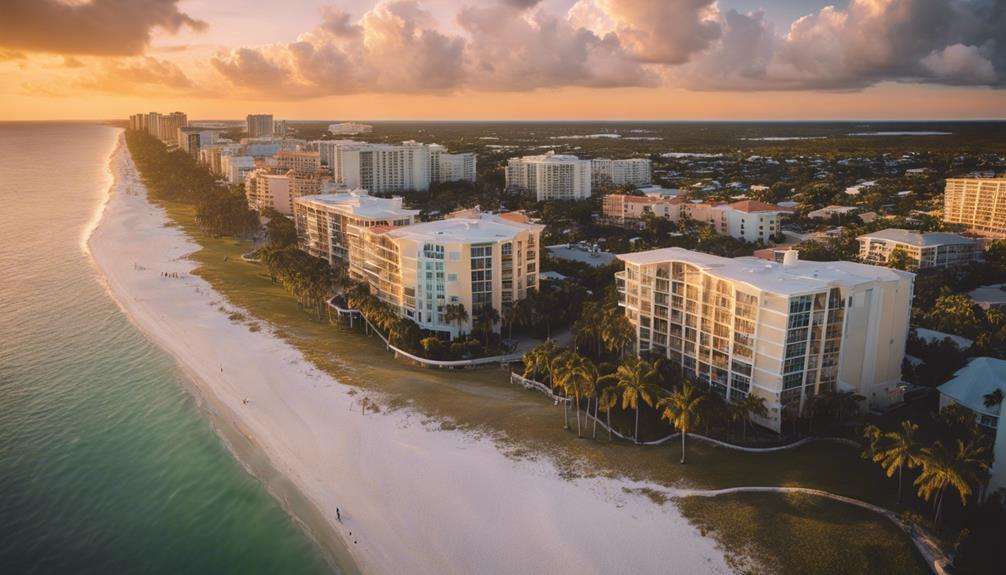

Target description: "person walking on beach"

left=336, top=508, right=341, bottom=522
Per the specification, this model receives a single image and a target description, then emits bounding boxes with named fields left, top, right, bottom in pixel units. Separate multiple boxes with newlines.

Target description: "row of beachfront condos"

left=505, top=152, right=652, bottom=201
left=293, top=191, right=544, bottom=340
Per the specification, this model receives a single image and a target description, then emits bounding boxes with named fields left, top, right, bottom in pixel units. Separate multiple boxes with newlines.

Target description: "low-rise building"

left=328, top=122, right=373, bottom=135
left=245, top=170, right=292, bottom=214
left=178, top=127, right=218, bottom=156
left=275, top=150, right=321, bottom=174
left=616, top=247, right=914, bottom=431
left=857, top=229, right=980, bottom=269
left=808, top=205, right=860, bottom=220
left=506, top=152, right=592, bottom=201
left=602, top=195, right=785, bottom=243
left=938, top=357, right=1006, bottom=497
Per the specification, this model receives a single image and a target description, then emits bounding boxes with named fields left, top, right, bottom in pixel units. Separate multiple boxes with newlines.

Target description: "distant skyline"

left=2, top=0, right=1004, bottom=121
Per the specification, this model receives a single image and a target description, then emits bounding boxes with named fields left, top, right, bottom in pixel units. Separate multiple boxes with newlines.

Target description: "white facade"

left=429, top=144, right=476, bottom=183
left=616, top=248, right=914, bottom=432
left=938, top=357, right=1006, bottom=497
left=506, top=152, right=592, bottom=201
left=178, top=128, right=218, bottom=155
left=328, top=122, right=373, bottom=135
left=221, top=155, right=256, bottom=184
left=591, top=158, right=652, bottom=187
left=316, top=140, right=433, bottom=193
left=944, top=177, right=1006, bottom=239
left=857, top=229, right=981, bottom=269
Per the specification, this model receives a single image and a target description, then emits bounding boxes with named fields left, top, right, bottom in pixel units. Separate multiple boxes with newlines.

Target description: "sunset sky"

left=2, top=0, right=1004, bottom=121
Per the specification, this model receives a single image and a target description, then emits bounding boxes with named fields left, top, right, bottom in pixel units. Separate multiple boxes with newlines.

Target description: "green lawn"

left=159, top=200, right=931, bottom=574
left=678, top=492, right=930, bottom=575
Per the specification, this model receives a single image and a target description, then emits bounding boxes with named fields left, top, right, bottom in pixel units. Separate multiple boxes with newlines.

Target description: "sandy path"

left=86, top=135, right=731, bottom=574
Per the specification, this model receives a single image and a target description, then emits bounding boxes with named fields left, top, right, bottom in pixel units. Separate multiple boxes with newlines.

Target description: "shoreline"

left=86, top=134, right=731, bottom=573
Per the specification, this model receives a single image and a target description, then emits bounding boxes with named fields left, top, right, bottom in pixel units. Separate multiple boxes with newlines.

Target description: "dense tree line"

left=125, top=130, right=258, bottom=237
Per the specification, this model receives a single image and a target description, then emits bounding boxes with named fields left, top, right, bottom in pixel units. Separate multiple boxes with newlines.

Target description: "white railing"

left=509, top=373, right=571, bottom=404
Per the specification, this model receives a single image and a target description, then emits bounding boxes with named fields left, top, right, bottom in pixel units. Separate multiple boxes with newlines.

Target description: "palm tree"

left=600, top=308, right=633, bottom=358
left=598, top=383, right=620, bottom=440
left=984, top=388, right=1004, bottom=409
left=557, top=355, right=597, bottom=438
left=871, top=421, right=924, bottom=503
left=443, top=303, right=468, bottom=339
left=658, top=382, right=707, bottom=464
left=474, top=306, right=500, bottom=347
left=599, top=358, right=661, bottom=444
left=522, top=340, right=559, bottom=382
left=550, top=350, right=577, bottom=430
left=914, top=439, right=989, bottom=523
left=730, top=394, right=768, bottom=441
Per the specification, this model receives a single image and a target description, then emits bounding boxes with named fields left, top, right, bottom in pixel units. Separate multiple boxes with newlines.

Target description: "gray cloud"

left=0, top=0, right=206, bottom=56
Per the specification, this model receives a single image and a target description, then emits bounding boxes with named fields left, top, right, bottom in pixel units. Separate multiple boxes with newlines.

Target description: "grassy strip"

left=678, top=492, right=930, bottom=575
left=156, top=199, right=932, bottom=573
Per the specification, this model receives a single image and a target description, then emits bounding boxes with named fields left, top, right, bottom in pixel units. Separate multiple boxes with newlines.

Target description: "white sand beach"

left=87, top=134, right=731, bottom=574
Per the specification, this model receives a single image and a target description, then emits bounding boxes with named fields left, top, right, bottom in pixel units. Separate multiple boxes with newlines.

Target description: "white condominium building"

left=616, top=248, right=914, bottom=431
left=857, top=229, right=980, bottom=269
left=602, top=195, right=786, bottom=243
left=944, top=177, right=1006, bottom=238
left=246, top=114, right=274, bottom=138
left=505, top=152, right=592, bottom=201
left=128, top=114, right=148, bottom=132
left=316, top=140, right=476, bottom=192
left=294, top=191, right=420, bottom=271
left=591, top=158, right=652, bottom=187
left=221, top=155, right=256, bottom=184
left=365, top=212, right=543, bottom=338
left=429, top=144, right=476, bottom=183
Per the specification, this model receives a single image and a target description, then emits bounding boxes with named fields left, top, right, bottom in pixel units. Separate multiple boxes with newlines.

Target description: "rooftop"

left=295, top=191, right=420, bottom=220
left=724, top=199, right=792, bottom=213
left=857, top=228, right=976, bottom=247
left=384, top=213, right=540, bottom=243
left=938, top=357, right=1006, bottom=418
left=617, top=247, right=912, bottom=295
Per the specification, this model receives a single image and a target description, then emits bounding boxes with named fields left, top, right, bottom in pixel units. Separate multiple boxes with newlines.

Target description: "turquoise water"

left=0, top=123, right=334, bottom=574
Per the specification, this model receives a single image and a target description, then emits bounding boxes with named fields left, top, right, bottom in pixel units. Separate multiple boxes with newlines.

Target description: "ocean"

left=0, top=122, right=334, bottom=574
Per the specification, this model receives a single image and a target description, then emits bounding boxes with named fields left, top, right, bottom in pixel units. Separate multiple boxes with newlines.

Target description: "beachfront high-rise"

left=505, top=152, right=592, bottom=201
left=365, top=211, right=543, bottom=338
left=246, top=114, right=275, bottom=138
left=294, top=191, right=420, bottom=270
left=615, top=247, right=914, bottom=431
left=944, top=177, right=1006, bottom=238
left=294, top=194, right=542, bottom=338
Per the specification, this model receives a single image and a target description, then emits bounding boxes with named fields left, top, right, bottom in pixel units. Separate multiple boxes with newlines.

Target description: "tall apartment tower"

left=505, top=152, right=592, bottom=201
left=616, top=247, right=914, bottom=431
left=246, top=114, right=275, bottom=138
left=944, top=177, right=1006, bottom=238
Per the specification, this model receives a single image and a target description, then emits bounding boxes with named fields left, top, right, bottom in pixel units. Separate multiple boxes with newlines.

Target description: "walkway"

left=507, top=373, right=950, bottom=574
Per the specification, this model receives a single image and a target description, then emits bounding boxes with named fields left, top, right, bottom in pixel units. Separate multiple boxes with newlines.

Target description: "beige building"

left=857, top=228, right=980, bottom=269
left=245, top=170, right=292, bottom=215
left=364, top=212, right=543, bottom=338
left=294, top=191, right=420, bottom=271
left=246, top=114, right=274, bottom=138
left=944, top=177, right=1006, bottom=238
left=616, top=248, right=914, bottom=431
left=603, top=195, right=786, bottom=243
left=275, top=150, right=321, bottom=174
left=294, top=194, right=542, bottom=338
